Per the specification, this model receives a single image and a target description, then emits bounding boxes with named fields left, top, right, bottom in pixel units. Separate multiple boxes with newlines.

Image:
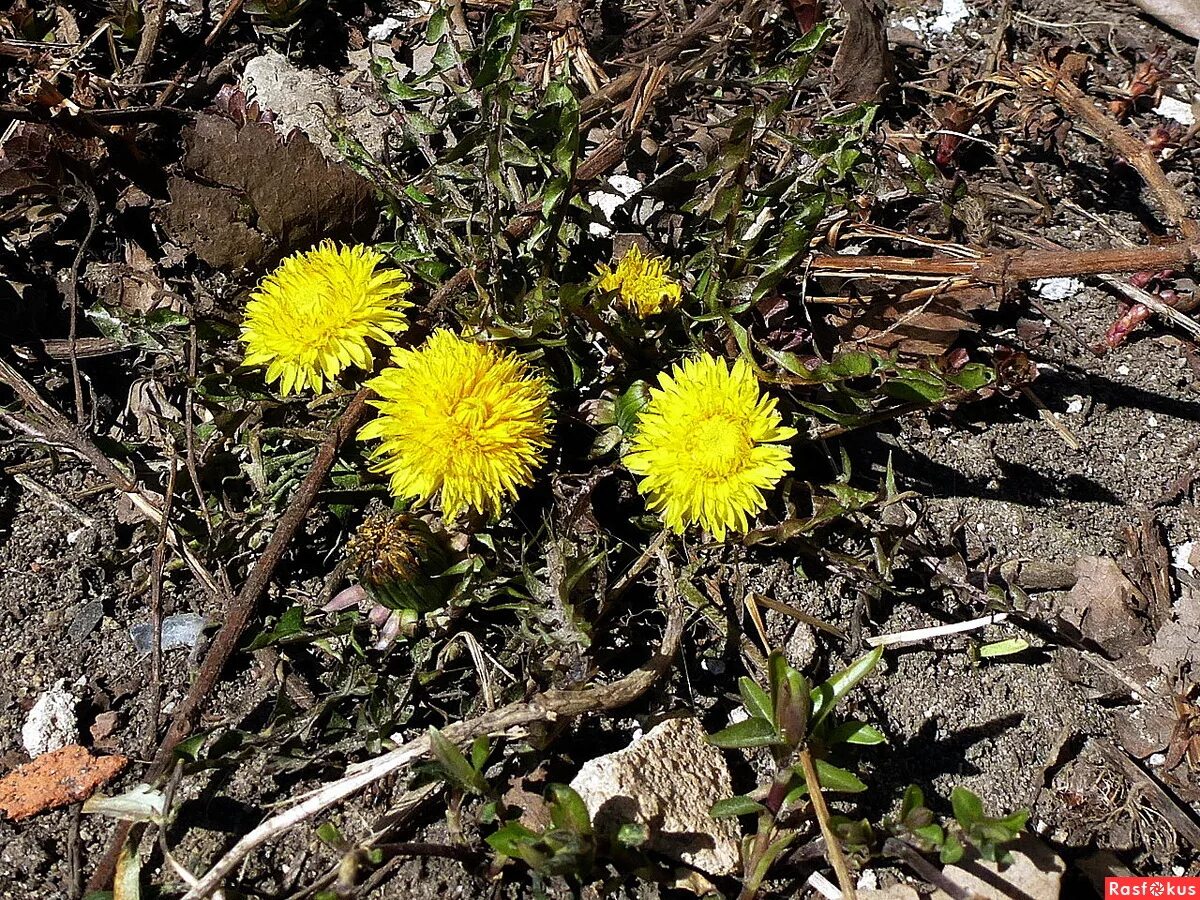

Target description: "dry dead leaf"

left=160, top=113, right=376, bottom=270
left=831, top=0, right=894, bottom=102
left=831, top=287, right=994, bottom=356
left=0, top=744, right=128, bottom=821
left=1060, top=556, right=1152, bottom=656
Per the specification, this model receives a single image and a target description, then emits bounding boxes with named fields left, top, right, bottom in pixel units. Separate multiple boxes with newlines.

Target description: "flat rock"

left=932, top=835, right=1065, bottom=900
left=859, top=887, right=922, bottom=900
left=242, top=50, right=389, bottom=162
left=569, top=716, right=740, bottom=876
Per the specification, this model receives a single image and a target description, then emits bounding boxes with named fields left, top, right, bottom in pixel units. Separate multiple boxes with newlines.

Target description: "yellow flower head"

left=624, top=355, right=796, bottom=542
left=241, top=241, right=413, bottom=395
left=596, top=245, right=682, bottom=317
left=358, top=330, right=552, bottom=520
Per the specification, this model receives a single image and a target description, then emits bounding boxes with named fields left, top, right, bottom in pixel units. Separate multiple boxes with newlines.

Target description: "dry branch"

left=811, top=243, right=1199, bottom=284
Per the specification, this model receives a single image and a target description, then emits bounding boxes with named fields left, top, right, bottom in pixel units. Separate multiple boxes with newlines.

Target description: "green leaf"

left=425, top=7, right=448, bottom=42
left=470, top=735, right=491, bottom=771
left=174, top=733, right=206, bottom=762
left=616, top=822, right=648, bottom=847
left=994, top=808, right=1030, bottom=834
left=945, top=363, right=994, bottom=392
left=883, top=368, right=948, bottom=404
left=912, top=822, right=945, bottom=847
left=900, top=784, right=925, bottom=822
left=710, top=795, right=767, bottom=818
left=615, top=381, right=651, bottom=433
left=940, top=832, right=965, bottom=865
left=429, top=727, right=486, bottom=794
left=402, top=110, right=442, bottom=136
left=810, top=647, right=883, bottom=729
left=547, top=784, right=592, bottom=835
left=706, top=716, right=781, bottom=749
left=315, top=821, right=343, bottom=847
left=951, top=786, right=985, bottom=828
left=813, top=759, right=868, bottom=793
left=738, top=676, right=773, bottom=723
left=487, top=821, right=539, bottom=858
left=775, top=667, right=810, bottom=748
left=827, top=719, right=887, bottom=746
left=824, top=351, right=877, bottom=380
left=245, top=605, right=306, bottom=650
left=977, top=638, right=1029, bottom=659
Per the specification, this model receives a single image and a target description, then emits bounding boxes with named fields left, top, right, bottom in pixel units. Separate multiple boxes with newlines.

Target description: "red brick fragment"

left=0, top=745, right=128, bottom=821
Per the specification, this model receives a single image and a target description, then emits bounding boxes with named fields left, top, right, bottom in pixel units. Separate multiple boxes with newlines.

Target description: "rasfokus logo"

left=1107, top=878, right=1200, bottom=897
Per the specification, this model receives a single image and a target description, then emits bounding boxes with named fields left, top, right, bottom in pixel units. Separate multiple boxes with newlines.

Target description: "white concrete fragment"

left=1033, top=277, right=1084, bottom=301
left=242, top=50, right=389, bottom=162
left=1173, top=541, right=1197, bottom=575
left=1155, top=96, right=1196, bottom=127
left=367, top=16, right=404, bottom=41
left=932, top=836, right=1065, bottom=900
left=930, top=0, right=972, bottom=34
left=22, top=679, right=79, bottom=757
left=570, top=717, right=740, bottom=875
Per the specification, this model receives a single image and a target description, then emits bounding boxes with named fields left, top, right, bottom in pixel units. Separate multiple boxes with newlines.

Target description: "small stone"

left=1033, top=278, right=1084, bottom=301
left=785, top=622, right=817, bottom=670
left=67, top=600, right=104, bottom=644
left=89, top=711, right=119, bottom=745
left=21, top=680, right=78, bottom=758
left=1155, top=96, right=1196, bottom=127
left=932, top=835, right=1065, bottom=900
left=569, top=717, right=740, bottom=875
left=129, top=613, right=209, bottom=656
left=859, top=887, right=921, bottom=900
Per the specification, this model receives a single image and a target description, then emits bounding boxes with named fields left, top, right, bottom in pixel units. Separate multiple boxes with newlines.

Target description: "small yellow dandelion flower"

left=624, top=355, right=795, bottom=542
left=596, top=245, right=682, bottom=316
left=358, top=330, right=552, bottom=520
left=241, top=241, right=413, bottom=395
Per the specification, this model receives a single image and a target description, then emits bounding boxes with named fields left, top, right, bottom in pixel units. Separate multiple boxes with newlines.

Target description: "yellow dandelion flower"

left=241, top=241, right=413, bottom=395
left=624, top=355, right=796, bottom=542
left=358, top=330, right=552, bottom=520
left=596, top=245, right=682, bottom=316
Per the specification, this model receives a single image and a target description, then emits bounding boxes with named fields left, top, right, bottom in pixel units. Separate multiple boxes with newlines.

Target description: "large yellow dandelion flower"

left=624, top=355, right=795, bottom=542
left=596, top=245, right=682, bottom=317
left=241, top=241, right=413, bottom=395
left=358, top=330, right=552, bottom=520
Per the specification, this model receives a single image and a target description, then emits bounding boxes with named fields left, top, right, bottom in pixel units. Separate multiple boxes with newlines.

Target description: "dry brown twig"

left=799, top=746, right=857, bottom=900
left=124, top=0, right=167, bottom=86
left=85, top=387, right=374, bottom=891
left=1014, top=62, right=1199, bottom=242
